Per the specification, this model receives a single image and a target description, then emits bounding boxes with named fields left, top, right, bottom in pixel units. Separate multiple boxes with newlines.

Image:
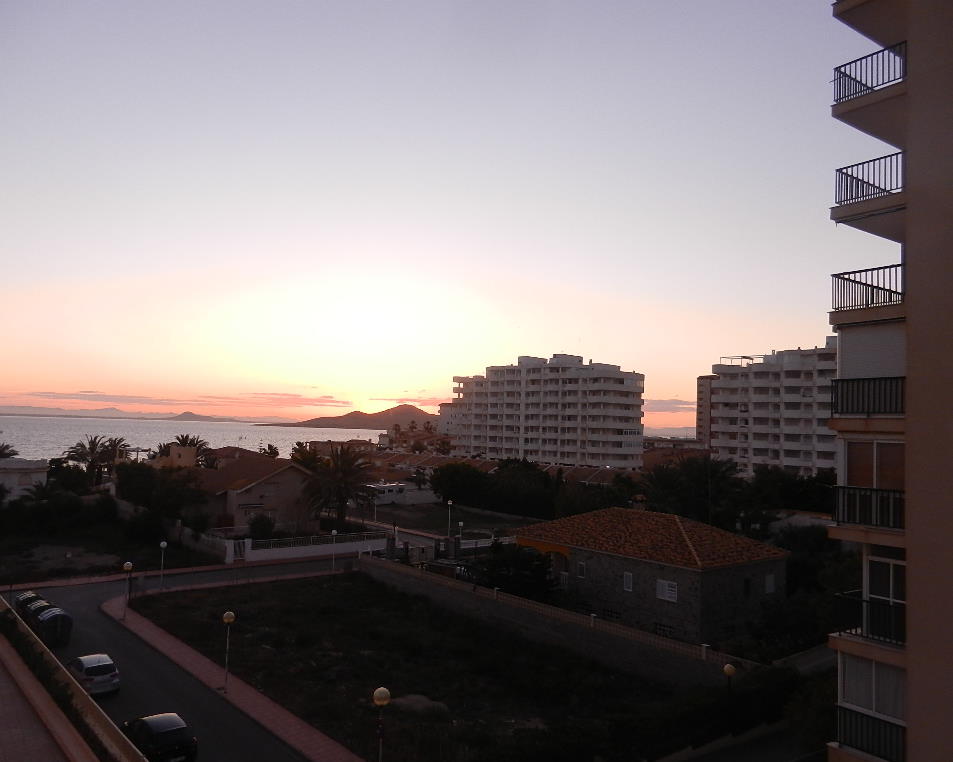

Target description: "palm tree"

left=174, top=434, right=212, bottom=466
left=303, top=443, right=374, bottom=525
left=0, top=442, right=19, bottom=458
left=291, top=442, right=322, bottom=473
left=408, top=420, right=418, bottom=433
left=152, top=442, right=171, bottom=458
left=259, top=443, right=280, bottom=458
left=63, top=435, right=109, bottom=485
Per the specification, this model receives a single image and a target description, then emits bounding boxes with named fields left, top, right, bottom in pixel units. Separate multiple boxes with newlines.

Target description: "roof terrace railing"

left=835, top=152, right=904, bottom=205
left=832, top=377, right=905, bottom=415
left=834, top=41, right=907, bottom=103
left=832, top=263, right=903, bottom=310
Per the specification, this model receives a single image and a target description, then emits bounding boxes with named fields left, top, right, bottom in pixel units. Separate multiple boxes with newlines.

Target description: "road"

left=5, top=560, right=337, bottom=762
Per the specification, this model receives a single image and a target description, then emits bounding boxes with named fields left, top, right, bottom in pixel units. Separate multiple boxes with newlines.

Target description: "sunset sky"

left=1, top=2, right=897, bottom=429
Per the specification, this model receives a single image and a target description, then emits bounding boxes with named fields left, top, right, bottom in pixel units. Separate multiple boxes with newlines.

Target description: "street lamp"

left=331, top=529, right=338, bottom=572
left=159, top=541, right=168, bottom=589
left=223, top=611, right=236, bottom=693
left=121, top=561, right=133, bottom=621
left=372, top=686, right=391, bottom=762
left=447, top=500, right=453, bottom=539
left=458, top=520, right=463, bottom=538
left=723, top=662, right=736, bottom=689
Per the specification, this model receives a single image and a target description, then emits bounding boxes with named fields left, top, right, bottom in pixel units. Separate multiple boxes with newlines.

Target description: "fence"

left=831, top=264, right=903, bottom=311
left=356, top=556, right=758, bottom=688
left=833, top=41, right=906, bottom=103
left=832, top=377, right=905, bottom=415
left=835, top=152, right=904, bottom=205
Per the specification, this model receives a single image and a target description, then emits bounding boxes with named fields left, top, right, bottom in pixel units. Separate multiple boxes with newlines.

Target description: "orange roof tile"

left=193, top=458, right=310, bottom=495
left=516, top=508, right=787, bottom=570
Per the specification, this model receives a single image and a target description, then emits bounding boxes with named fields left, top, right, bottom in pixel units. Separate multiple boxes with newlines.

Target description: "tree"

left=174, top=433, right=213, bottom=466
left=152, top=442, right=171, bottom=458
left=0, top=442, right=19, bottom=458
left=291, top=442, right=322, bottom=473
left=303, top=443, right=374, bottom=525
left=423, top=420, right=435, bottom=434
left=472, top=541, right=556, bottom=601
left=412, top=468, right=428, bottom=490
left=249, top=513, right=276, bottom=541
left=434, top=438, right=451, bottom=456
left=259, top=443, right=280, bottom=458
left=408, top=420, right=418, bottom=433
left=429, top=462, right=488, bottom=506
left=63, top=435, right=110, bottom=485
left=411, top=439, right=426, bottom=454
left=638, top=455, right=743, bottom=529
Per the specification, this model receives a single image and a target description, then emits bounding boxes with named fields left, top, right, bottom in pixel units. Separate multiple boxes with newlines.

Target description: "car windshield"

left=156, top=727, right=193, bottom=747
left=85, top=664, right=115, bottom=676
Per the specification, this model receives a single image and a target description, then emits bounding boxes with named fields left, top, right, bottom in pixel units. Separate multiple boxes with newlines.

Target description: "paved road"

left=6, top=560, right=337, bottom=762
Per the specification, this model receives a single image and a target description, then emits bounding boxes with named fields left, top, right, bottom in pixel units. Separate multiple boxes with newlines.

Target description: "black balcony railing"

left=836, top=590, right=906, bottom=645
left=835, top=152, right=904, bottom=205
left=836, top=706, right=905, bottom=762
left=832, top=377, right=905, bottom=415
left=834, top=485, right=905, bottom=529
left=832, top=264, right=904, bottom=310
left=834, top=42, right=907, bottom=104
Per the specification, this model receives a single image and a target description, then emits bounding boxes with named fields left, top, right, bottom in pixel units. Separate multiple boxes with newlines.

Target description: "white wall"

left=838, top=321, right=906, bottom=379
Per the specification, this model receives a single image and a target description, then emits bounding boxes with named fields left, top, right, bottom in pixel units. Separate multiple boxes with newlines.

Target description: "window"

left=623, top=572, right=633, bottom=592
left=656, top=579, right=677, bottom=602
left=559, top=571, right=569, bottom=590
left=840, top=654, right=906, bottom=720
left=765, top=573, right=776, bottom=594
left=577, top=561, right=586, bottom=579
left=654, top=623, right=675, bottom=638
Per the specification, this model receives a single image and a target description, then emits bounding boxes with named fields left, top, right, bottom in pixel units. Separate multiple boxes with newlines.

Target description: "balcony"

left=832, top=377, right=904, bottom=415
left=833, top=43, right=906, bottom=148
left=832, top=264, right=903, bottom=311
left=835, top=486, right=904, bottom=530
left=835, top=705, right=905, bottom=762
left=833, top=0, right=907, bottom=49
left=836, top=590, right=906, bottom=645
left=831, top=153, right=905, bottom=242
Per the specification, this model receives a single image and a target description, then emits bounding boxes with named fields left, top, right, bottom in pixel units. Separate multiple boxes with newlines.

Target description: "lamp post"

left=372, top=686, right=390, bottom=762
left=331, top=529, right=338, bottom=572
left=446, top=500, right=453, bottom=540
left=121, top=561, right=133, bottom=621
left=458, top=520, right=463, bottom=538
left=223, top=611, right=236, bottom=693
left=159, top=541, right=167, bottom=589
left=723, top=662, right=736, bottom=689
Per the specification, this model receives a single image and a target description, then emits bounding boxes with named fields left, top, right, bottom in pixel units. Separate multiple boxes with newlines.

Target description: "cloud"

left=643, top=398, right=696, bottom=413
left=199, top=393, right=352, bottom=408
left=371, top=396, right=451, bottom=408
left=29, top=391, right=197, bottom=406
left=25, top=390, right=353, bottom=409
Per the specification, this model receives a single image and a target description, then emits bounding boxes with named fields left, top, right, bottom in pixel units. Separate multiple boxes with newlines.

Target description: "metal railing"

left=835, top=152, right=904, bottom=205
left=832, top=377, right=905, bottom=415
left=250, top=531, right=386, bottom=551
left=834, top=485, right=905, bottom=529
left=834, top=42, right=907, bottom=103
left=836, top=590, right=906, bottom=645
left=832, top=264, right=904, bottom=310
left=836, top=706, right=906, bottom=762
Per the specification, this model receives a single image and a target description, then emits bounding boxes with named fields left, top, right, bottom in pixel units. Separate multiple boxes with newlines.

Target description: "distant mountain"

left=271, top=404, right=437, bottom=430
left=0, top=405, right=293, bottom=424
left=166, top=411, right=241, bottom=422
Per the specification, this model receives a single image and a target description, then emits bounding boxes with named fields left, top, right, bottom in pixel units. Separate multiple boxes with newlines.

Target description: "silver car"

left=66, top=653, right=120, bottom=696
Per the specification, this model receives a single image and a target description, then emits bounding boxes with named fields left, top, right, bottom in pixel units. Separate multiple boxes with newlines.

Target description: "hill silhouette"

left=275, top=404, right=437, bottom=430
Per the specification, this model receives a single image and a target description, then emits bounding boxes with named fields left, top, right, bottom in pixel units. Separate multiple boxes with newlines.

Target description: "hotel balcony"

left=831, top=152, right=905, bottom=242
left=836, top=590, right=906, bottom=646
left=833, top=0, right=906, bottom=49
left=832, top=705, right=905, bottom=762
left=830, top=486, right=905, bottom=547
left=831, top=377, right=904, bottom=415
left=832, top=42, right=906, bottom=148
left=831, top=264, right=904, bottom=326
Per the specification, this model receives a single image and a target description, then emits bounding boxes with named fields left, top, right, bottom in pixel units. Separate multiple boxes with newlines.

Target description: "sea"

left=0, top=415, right=384, bottom=462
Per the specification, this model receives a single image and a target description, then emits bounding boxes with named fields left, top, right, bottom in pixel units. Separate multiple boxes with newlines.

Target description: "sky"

left=1, top=1, right=899, bottom=429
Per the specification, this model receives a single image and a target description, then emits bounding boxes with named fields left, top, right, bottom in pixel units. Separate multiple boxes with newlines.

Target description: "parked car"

left=122, top=713, right=198, bottom=762
left=13, top=590, right=42, bottom=616
left=30, top=605, right=73, bottom=647
left=66, top=654, right=120, bottom=696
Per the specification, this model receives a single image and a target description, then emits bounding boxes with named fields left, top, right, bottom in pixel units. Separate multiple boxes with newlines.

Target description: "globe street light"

left=121, top=561, right=133, bottom=621
left=331, top=529, right=338, bottom=572
left=723, top=662, right=737, bottom=689
left=223, top=611, right=236, bottom=693
left=372, top=686, right=391, bottom=762
left=159, top=541, right=168, bottom=589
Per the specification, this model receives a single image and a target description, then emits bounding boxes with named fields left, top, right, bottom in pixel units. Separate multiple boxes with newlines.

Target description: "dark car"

left=122, top=713, right=198, bottom=762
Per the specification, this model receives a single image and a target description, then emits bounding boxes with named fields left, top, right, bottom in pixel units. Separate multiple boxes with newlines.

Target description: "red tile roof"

left=516, top=508, right=787, bottom=570
left=193, top=458, right=310, bottom=495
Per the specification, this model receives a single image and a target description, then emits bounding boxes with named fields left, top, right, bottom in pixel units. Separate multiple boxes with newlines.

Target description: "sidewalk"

left=101, top=580, right=364, bottom=762
left=0, top=637, right=96, bottom=762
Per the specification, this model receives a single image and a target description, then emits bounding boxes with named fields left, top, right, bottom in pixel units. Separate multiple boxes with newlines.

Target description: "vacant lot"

left=131, top=573, right=798, bottom=762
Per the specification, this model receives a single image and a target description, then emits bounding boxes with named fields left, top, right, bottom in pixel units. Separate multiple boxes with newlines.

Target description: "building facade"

left=699, top=339, right=838, bottom=477
left=447, top=354, right=644, bottom=469
left=823, top=2, right=953, bottom=760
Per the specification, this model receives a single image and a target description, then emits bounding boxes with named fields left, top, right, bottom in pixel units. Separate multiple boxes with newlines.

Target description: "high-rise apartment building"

left=695, top=375, right=716, bottom=449
left=446, top=354, right=644, bottom=469
left=698, top=339, right=838, bottom=478
left=825, top=2, right=953, bottom=760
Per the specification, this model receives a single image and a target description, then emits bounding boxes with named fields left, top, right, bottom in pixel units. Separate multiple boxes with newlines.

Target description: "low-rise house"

left=515, top=507, right=787, bottom=645
left=193, top=458, right=314, bottom=533
left=0, top=458, right=49, bottom=499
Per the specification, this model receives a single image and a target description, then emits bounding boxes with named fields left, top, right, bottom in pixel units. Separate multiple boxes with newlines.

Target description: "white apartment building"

left=701, top=337, right=838, bottom=477
left=446, top=354, right=644, bottom=469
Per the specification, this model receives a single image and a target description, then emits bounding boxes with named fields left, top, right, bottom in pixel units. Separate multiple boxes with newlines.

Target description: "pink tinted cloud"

left=199, top=393, right=352, bottom=408
left=371, top=396, right=450, bottom=408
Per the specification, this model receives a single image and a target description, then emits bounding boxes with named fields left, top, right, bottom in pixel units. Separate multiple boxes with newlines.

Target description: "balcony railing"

left=836, top=590, right=906, bottom=645
left=835, top=152, right=904, bottom=205
left=836, top=706, right=905, bottom=762
left=832, top=377, right=905, bottom=415
left=834, top=42, right=907, bottom=104
left=832, top=264, right=904, bottom=310
left=834, top=485, right=905, bottom=529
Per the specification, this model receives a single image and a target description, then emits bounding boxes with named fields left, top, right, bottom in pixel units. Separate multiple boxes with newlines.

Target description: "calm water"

left=0, top=415, right=383, bottom=461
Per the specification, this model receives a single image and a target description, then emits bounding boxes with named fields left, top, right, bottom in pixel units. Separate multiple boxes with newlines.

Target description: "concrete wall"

left=699, top=559, right=787, bottom=646
left=357, top=558, right=751, bottom=690
left=227, top=468, right=311, bottom=530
